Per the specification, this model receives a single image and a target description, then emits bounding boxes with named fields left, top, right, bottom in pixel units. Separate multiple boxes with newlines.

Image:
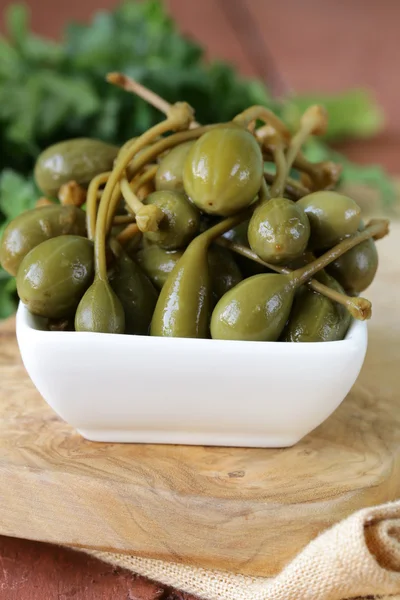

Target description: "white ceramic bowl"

left=16, top=303, right=368, bottom=448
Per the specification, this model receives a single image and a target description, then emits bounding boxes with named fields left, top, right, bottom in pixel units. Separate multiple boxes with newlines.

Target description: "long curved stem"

left=120, top=178, right=146, bottom=214
left=258, top=177, right=270, bottom=203
left=94, top=106, right=194, bottom=281
left=107, top=166, right=157, bottom=232
left=233, top=106, right=291, bottom=141
left=269, top=139, right=288, bottom=198
left=293, top=153, right=342, bottom=190
left=103, top=124, right=236, bottom=243
left=216, top=238, right=372, bottom=320
left=107, top=72, right=200, bottom=129
left=120, top=176, right=164, bottom=233
left=113, top=214, right=136, bottom=225
left=263, top=149, right=340, bottom=193
left=292, top=219, right=390, bottom=288
left=263, top=172, right=310, bottom=200
left=285, top=106, right=327, bottom=176
left=116, top=223, right=140, bottom=245
left=86, top=172, right=111, bottom=241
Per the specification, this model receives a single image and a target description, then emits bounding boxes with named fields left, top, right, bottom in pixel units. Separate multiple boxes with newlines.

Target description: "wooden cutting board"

left=0, top=223, right=399, bottom=578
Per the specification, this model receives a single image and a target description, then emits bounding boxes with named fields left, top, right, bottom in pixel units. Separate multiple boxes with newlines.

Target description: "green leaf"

left=23, top=34, right=64, bottom=66
left=0, top=35, right=21, bottom=78
left=281, top=90, right=385, bottom=141
left=0, top=170, right=39, bottom=220
left=5, top=3, right=29, bottom=47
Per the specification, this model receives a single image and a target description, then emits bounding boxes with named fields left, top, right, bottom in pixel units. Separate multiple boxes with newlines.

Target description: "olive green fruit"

left=248, top=197, right=310, bottom=264
left=211, top=273, right=294, bottom=341
left=208, top=246, right=242, bottom=304
left=75, top=278, right=125, bottom=334
left=155, top=141, right=195, bottom=193
left=281, top=272, right=351, bottom=342
left=150, top=236, right=210, bottom=338
left=326, top=238, right=378, bottom=294
left=297, top=191, right=361, bottom=249
left=183, top=128, right=263, bottom=216
left=34, top=138, right=119, bottom=197
left=109, top=251, right=158, bottom=334
left=210, top=224, right=378, bottom=342
left=151, top=213, right=245, bottom=338
left=17, top=235, right=94, bottom=319
left=0, top=205, right=86, bottom=276
left=136, top=245, right=183, bottom=290
left=144, top=190, right=200, bottom=250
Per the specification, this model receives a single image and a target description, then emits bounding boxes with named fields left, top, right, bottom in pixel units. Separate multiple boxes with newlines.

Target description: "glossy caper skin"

left=183, top=128, right=263, bottom=216
left=17, top=235, right=94, bottom=319
left=0, top=205, right=86, bottom=276
left=144, top=190, right=200, bottom=250
left=326, top=238, right=378, bottom=294
left=136, top=245, right=183, bottom=290
left=211, top=273, right=294, bottom=341
left=281, top=273, right=351, bottom=342
left=75, top=279, right=125, bottom=334
left=109, top=252, right=158, bottom=335
left=155, top=141, right=195, bottom=193
left=208, top=246, right=242, bottom=305
left=248, top=198, right=310, bottom=264
left=297, top=191, right=361, bottom=250
left=151, top=237, right=210, bottom=338
left=34, top=138, right=119, bottom=197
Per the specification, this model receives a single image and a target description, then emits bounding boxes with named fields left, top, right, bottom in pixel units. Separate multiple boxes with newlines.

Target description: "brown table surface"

left=0, top=0, right=399, bottom=598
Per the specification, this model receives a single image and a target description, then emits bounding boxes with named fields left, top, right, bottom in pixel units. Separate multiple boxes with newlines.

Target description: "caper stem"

left=263, top=150, right=341, bottom=192
left=216, top=238, right=372, bottom=320
left=103, top=124, right=236, bottom=239
left=233, top=106, right=291, bottom=141
left=284, top=106, right=327, bottom=185
left=204, top=211, right=252, bottom=245
left=292, top=219, right=390, bottom=288
left=113, top=214, right=136, bottom=225
left=132, top=165, right=158, bottom=192
left=116, top=223, right=141, bottom=245
left=117, top=164, right=158, bottom=228
left=263, top=105, right=328, bottom=201
left=120, top=178, right=147, bottom=214
left=112, top=166, right=156, bottom=219
left=293, top=154, right=342, bottom=190
left=86, top=172, right=111, bottom=240
left=94, top=106, right=195, bottom=281
left=107, top=72, right=172, bottom=117
left=258, top=177, right=271, bottom=203
left=263, top=172, right=310, bottom=199
left=269, top=139, right=288, bottom=198
left=107, top=72, right=200, bottom=129
left=120, top=176, right=164, bottom=233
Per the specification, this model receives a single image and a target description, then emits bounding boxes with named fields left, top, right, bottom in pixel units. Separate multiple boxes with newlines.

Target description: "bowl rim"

left=16, top=302, right=367, bottom=351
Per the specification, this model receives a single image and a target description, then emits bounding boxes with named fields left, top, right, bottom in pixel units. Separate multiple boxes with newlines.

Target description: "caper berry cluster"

left=0, top=73, right=389, bottom=342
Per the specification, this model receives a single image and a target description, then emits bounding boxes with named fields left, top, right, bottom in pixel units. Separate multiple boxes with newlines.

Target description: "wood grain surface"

left=0, top=224, right=399, bottom=578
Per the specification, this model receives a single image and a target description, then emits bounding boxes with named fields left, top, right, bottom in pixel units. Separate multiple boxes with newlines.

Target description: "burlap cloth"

left=81, top=500, right=400, bottom=600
